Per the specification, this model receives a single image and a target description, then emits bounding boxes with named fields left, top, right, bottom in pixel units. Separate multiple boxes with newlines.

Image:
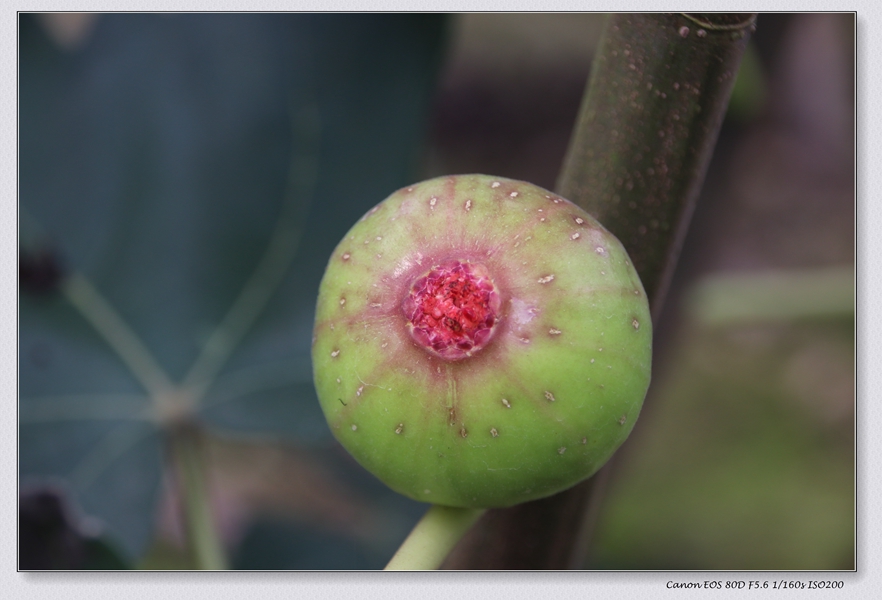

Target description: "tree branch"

left=443, top=12, right=755, bottom=570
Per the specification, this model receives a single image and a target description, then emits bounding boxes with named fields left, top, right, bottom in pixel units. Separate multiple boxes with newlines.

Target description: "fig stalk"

left=385, top=506, right=485, bottom=570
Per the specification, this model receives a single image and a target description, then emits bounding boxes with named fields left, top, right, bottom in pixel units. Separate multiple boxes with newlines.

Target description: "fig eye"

left=403, top=260, right=500, bottom=361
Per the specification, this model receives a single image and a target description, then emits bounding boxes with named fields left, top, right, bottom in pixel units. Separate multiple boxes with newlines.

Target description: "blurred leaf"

left=232, top=518, right=377, bottom=571
left=19, top=13, right=447, bottom=561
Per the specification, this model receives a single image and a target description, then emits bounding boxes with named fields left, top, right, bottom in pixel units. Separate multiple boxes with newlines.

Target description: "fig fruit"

left=312, top=174, right=651, bottom=508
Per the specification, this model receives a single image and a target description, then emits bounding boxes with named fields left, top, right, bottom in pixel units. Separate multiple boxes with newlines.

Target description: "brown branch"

left=443, top=12, right=755, bottom=570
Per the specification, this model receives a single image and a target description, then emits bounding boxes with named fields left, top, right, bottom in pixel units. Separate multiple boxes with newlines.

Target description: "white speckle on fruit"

left=619, top=415, right=627, bottom=425
left=336, top=377, right=341, bottom=384
left=465, top=199, right=472, bottom=211
left=591, top=359, right=595, bottom=364
left=363, top=239, right=370, bottom=245
left=599, top=347, right=604, bottom=352
left=395, top=423, right=404, bottom=434
left=549, top=328, right=562, bottom=335
left=540, top=217, right=547, bottom=222
left=538, top=274, right=555, bottom=284
left=381, top=342, right=388, bottom=348
left=510, top=191, right=519, bottom=198
left=633, top=319, right=640, bottom=330
left=558, top=447, right=567, bottom=455
left=518, top=337, right=531, bottom=345
left=571, top=232, right=581, bottom=240
left=595, top=246, right=606, bottom=255
left=544, top=391, right=556, bottom=402
left=460, top=427, right=468, bottom=438
left=376, top=254, right=383, bottom=259
left=331, top=349, right=340, bottom=358
left=356, top=385, right=364, bottom=397
left=351, top=424, right=358, bottom=431
left=491, top=181, right=500, bottom=188
left=342, top=252, right=351, bottom=261
left=581, top=437, right=587, bottom=444
left=339, top=297, right=346, bottom=306
left=601, top=270, right=606, bottom=275
left=370, top=302, right=382, bottom=308
left=502, top=398, right=511, bottom=408
left=574, top=216, right=585, bottom=225
left=553, top=198, right=562, bottom=204
left=490, top=428, right=499, bottom=438
left=429, top=196, right=437, bottom=209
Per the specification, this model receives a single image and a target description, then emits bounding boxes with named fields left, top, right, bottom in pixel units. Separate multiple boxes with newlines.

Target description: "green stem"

left=170, top=428, right=227, bottom=570
left=385, top=505, right=485, bottom=570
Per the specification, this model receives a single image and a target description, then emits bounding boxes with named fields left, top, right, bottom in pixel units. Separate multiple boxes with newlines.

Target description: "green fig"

left=312, top=174, right=651, bottom=508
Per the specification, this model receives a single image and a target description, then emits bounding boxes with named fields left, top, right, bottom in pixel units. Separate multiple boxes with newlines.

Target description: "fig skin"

left=312, top=174, right=651, bottom=508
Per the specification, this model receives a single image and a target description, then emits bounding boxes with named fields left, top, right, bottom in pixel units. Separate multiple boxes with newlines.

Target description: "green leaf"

left=20, top=13, right=447, bottom=561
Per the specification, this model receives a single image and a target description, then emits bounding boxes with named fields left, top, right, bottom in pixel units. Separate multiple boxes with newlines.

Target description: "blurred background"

left=19, top=13, right=854, bottom=570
